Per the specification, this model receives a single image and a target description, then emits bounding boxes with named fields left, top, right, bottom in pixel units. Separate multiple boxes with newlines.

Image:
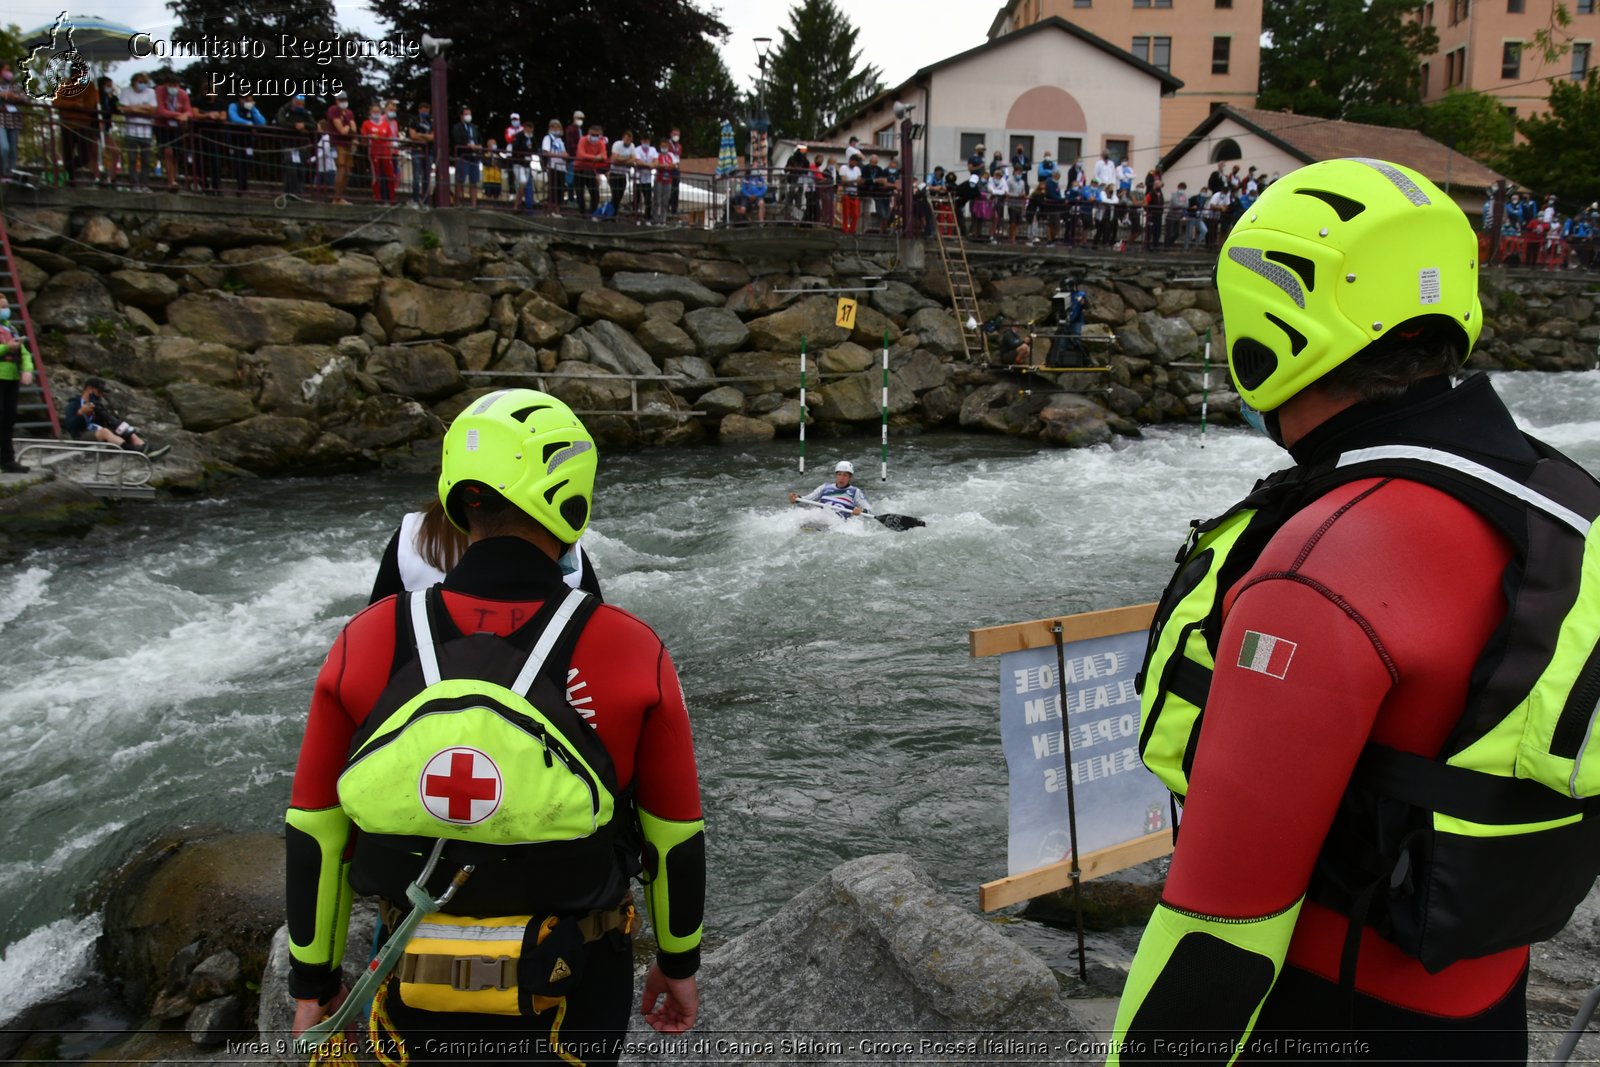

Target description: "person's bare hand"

left=639, top=964, right=698, bottom=1033
left=290, top=985, right=349, bottom=1038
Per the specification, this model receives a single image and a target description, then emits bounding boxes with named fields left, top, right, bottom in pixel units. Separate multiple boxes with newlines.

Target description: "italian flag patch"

left=1238, top=630, right=1296, bottom=679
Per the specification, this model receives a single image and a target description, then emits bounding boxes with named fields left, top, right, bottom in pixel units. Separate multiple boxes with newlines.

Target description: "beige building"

left=824, top=17, right=1180, bottom=181
left=989, top=0, right=1263, bottom=152
left=1418, top=0, right=1600, bottom=117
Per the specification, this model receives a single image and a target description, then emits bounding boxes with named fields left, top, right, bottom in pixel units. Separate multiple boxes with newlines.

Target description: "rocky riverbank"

left=7, top=193, right=1598, bottom=478
left=7, top=828, right=1599, bottom=1065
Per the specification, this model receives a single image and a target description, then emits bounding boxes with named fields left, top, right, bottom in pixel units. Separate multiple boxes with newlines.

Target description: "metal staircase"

left=0, top=210, right=61, bottom=443
left=923, top=186, right=985, bottom=363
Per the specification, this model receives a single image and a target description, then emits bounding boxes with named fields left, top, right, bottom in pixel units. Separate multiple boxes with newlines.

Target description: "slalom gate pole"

left=799, top=336, right=807, bottom=474
left=881, top=330, right=889, bottom=481
left=1200, top=330, right=1211, bottom=448
left=1051, top=621, right=1088, bottom=982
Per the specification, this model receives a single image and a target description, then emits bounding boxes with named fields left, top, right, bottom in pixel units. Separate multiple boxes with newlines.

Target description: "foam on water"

left=0, top=914, right=102, bottom=1027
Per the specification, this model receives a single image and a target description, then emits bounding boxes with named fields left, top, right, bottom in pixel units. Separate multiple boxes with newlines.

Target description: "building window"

left=1445, top=45, right=1467, bottom=85
left=1105, top=139, right=1130, bottom=163
left=1075, top=0, right=1091, bottom=6
left=1423, top=1, right=1434, bottom=25
left=1216, top=0, right=1232, bottom=7
left=960, top=132, right=985, bottom=161
left=1057, top=137, right=1083, bottom=165
left=1009, top=134, right=1035, bottom=164
left=1133, top=35, right=1172, bottom=70
left=1574, top=41, right=1592, bottom=77
left=1213, top=35, right=1232, bottom=74
left=1210, top=138, right=1242, bottom=163
left=1502, top=40, right=1521, bottom=78
left=1508, top=0, right=1524, bottom=10
left=1448, top=0, right=1470, bottom=24
left=1133, top=0, right=1173, bottom=7
left=1581, top=0, right=1596, bottom=13
left=1421, top=61, right=1431, bottom=95
left=874, top=124, right=896, bottom=149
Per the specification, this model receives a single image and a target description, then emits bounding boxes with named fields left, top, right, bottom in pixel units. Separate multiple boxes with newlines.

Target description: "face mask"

left=671, top=135, right=680, bottom=143
left=462, top=115, right=472, bottom=123
left=1239, top=399, right=1271, bottom=439
left=134, top=81, right=147, bottom=91
left=511, top=120, right=521, bottom=127
left=243, top=103, right=253, bottom=111
left=576, top=119, right=584, bottom=127
left=557, top=544, right=582, bottom=577
left=0, top=308, right=10, bottom=321
left=1, top=71, right=12, bottom=83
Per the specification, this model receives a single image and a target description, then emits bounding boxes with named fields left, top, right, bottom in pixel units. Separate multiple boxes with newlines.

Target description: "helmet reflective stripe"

left=547, top=439, right=593, bottom=475
left=1227, top=247, right=1306, bottom=309
left=1352, top=158, right=1432, bottom=206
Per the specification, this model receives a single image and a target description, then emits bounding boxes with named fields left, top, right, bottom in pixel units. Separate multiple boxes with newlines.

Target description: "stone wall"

left=6, top=196, right=1596, bottom=483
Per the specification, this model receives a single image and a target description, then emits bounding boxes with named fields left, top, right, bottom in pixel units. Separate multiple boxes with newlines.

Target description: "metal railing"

left=15, top=439, right=155, bottom=496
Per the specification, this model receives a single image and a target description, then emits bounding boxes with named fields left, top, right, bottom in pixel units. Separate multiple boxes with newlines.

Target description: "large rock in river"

left=746, top=296, right=850, bottom=353
left=93, top=830, right=284, bottom=1015
left=226, top=251, right=383, bottom=308
left=675, top=853, right=1089, bottom=1062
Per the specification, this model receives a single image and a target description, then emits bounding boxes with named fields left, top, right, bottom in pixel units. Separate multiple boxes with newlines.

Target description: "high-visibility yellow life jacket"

left=1137, top=440, right=1600, bottom=971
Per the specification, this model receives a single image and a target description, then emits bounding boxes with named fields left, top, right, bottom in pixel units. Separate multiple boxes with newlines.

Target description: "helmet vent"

left=560, top=497, right=589, bottom=533
left=1264, top=312, right=1308, bottom=357
left=543, top=478, right=568, bottom=505
left=1264, top=251, right=1316, bottom=292
left=510, top=404, right=550, bottom=424
left=1232, top=338, right=1278, bottom=390
left=1295, top=189, right=1366, bottom=222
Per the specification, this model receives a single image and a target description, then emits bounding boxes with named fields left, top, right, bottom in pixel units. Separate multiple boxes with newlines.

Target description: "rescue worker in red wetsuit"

left=1113, top=159, right=1600, bottom=1062
left=286, top=390, right=704, bottom=1064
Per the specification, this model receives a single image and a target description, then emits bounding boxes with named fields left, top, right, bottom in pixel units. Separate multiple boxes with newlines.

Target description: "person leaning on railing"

left=541, top=119, right=568, bottom=214
left=407, top=101, right=434, bottom=207
left=634, top=132, right=659, bottom=221
left=226, top=94, right=265, bottom=196
left=53, top=69, right=99, bottom=187
left=0, top=64, right=23, bottom=182
left=152, top=72, right=191, bottom=192
left=120, top=73, right=157, bottom=191
left=274, top=94, right=315, bottom=196
left=95, top=76, right=121, bottom=188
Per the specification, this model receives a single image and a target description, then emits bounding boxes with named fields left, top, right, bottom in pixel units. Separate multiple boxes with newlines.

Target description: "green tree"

left=165, top=0, right=379, bottom=113
left=368, top=0, right=727, bottom=147
left=1502, top=71, right=1600, bottom=209
left=1259, top=0, right=1438, bottom=125
left=0, top=22, right=23, bottom=73
left=651, top=40, right=741, bottom=157
left=764, top=0, right=883, bottom=141
left=1420, top=90, right=1514, bottom=166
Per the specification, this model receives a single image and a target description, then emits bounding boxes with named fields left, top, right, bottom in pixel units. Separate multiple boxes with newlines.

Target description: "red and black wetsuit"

left=287, top=536, right=704, bottom=1063
left=1113, top=376, right=1537, bottom=1064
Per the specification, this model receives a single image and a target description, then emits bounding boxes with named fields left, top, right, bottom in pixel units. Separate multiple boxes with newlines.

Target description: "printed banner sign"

left=970, top=603, right=1173, bottom=907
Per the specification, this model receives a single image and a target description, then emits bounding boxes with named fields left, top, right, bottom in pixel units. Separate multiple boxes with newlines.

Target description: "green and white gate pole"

left=1200, top=329, right=1211, bottom=447
left=881, top=330, right=889, bottom=481
left=799, top=336, right=808, bottom=474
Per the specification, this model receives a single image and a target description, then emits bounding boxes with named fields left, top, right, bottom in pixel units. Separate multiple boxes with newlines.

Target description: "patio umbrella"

left=20, top=14, right=143, bottom=65
left=716, top=119, right=736, bottom=176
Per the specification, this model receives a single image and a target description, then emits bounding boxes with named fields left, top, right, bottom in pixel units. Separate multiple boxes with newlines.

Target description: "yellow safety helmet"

left=438, top=389, right=597, bottom=543
left=1217, top=158, right=1482, bottom=411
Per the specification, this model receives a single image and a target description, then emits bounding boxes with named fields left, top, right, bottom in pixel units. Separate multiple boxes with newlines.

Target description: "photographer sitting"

left=64, top=378, right=169, bottom=458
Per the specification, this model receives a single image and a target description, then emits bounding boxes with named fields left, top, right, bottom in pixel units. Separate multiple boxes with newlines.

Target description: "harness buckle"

left=451, top=956, right=513, bottom=992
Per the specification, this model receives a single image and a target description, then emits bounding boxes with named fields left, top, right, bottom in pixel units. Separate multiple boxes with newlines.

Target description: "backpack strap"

left=409, top=589, right=443, bottom=686
left=1335, top=445, right=1592, bottom=535
left=510, top=588, right=593, bottom=697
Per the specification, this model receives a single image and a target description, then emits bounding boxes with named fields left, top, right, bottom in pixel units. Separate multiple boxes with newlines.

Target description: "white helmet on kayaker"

left=835, top=460, right=854, bottom=474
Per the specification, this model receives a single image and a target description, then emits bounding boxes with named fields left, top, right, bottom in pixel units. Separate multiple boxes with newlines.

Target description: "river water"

left=2, top=371, right=1598, bottom=1025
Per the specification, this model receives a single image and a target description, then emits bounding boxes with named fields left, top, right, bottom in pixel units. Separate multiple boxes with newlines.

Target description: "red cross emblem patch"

left=419, top=747, right=502, bottom=825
